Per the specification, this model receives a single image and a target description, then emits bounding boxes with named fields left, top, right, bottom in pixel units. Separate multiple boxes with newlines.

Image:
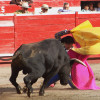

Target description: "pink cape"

left=68, top=49, right=100, bottom=90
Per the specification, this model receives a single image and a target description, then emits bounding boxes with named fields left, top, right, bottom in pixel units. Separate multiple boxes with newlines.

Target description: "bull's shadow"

left=0, top=87, right=16, bottom=94
left=0, top=87, right=39, bottom=95
left=46, top=87, right=77, bottom=91
left=0, top=87, right=77, bottom=95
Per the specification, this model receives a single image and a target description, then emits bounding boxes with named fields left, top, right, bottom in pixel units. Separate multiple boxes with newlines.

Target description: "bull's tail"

left=0, top=52, right=20, bottom=61
left=70, top=58, right=87, bottom=67
left=0, top=44, right=24, bottom=61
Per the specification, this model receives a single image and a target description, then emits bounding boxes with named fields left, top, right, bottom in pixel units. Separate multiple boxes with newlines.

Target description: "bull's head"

left=58, top=58, right=87, bottom=85
left=58, top=64, right=71, bottom=85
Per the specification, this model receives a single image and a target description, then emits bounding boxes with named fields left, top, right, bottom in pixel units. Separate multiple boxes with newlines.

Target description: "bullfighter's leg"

left=9, top=65, right=22, bottom=94
left=39, top=67, right=59, bottom=96
left=46, top=74, right=59, bottom=88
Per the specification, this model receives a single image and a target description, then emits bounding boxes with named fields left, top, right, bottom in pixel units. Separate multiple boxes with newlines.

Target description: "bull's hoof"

left=23, top=86, right=28, bottom=93
left=39, top=92, right=44, bottom=96
left=16, top=86, right=22, bottom=94
left=27, top=91, right=31, bottom=97
left=27, top=88, right=33, bottom=97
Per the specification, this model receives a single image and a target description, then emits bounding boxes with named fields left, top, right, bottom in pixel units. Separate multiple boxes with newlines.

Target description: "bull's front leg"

left=23, top=79, right=38, bottom=93
left=39, top=67, right=59, bottom=96
left=24, top=73, right=38, bottom=97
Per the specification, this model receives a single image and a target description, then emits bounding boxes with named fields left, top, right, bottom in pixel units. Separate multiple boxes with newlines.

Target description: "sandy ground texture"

left=0, top=63, right=100, bottom=100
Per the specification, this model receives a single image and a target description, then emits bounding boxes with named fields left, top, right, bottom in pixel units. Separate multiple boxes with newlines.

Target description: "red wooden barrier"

left=0, top=12, right=100, bottom=58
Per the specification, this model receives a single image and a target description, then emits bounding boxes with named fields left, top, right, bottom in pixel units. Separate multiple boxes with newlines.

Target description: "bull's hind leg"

left=9, top=65, right=22, bottom=94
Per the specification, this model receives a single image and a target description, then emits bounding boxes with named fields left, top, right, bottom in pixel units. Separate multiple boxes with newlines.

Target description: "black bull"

left=0, top=39, right=86, bottom=97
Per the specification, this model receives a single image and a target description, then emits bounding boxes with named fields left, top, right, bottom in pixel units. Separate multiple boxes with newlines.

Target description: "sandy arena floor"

left=0, top=63, right=100, bottom=100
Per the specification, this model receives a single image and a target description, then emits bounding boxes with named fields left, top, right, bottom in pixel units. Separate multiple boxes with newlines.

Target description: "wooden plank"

left=0, top=49, right=14, bottom=54
left=90, top=54, right=100, bottom=58
left=0, top=27, right=14, bottom=33
left=15, top=25, right=74, bottom=40
left=16, top=14, right=75, bottom=20
left=77, top=18, right=100, bottom=27
left=0, top=46, right=14, bottom=49
left=0, top=33, right=14, bottom=39
left=16, top=33, right=55, bottom=41
left=0, top=27, right=14, bottom=39
left=0, top=16, right=14, bottom=20
left=15, top=18, right=75, bottom=26
left=78, top=14, right=100, bottom=18
left=15, top=23, right=75, bottom=32
left=15, top=38, right=46, bottom=50
left=0, top=40, right=14, bottom=47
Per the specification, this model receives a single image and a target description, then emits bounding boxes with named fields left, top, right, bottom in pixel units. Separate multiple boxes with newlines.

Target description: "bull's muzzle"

left=59, top=74, right=69, bottom=85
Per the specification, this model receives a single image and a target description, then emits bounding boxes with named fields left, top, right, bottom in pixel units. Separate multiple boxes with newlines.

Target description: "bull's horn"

left=71, top=58, right=87, bottom=67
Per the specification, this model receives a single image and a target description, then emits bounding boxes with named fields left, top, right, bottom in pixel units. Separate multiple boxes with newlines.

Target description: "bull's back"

left=14, top=39, right=69, bottom=62
left=20, top=39, right=62, bottom=57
